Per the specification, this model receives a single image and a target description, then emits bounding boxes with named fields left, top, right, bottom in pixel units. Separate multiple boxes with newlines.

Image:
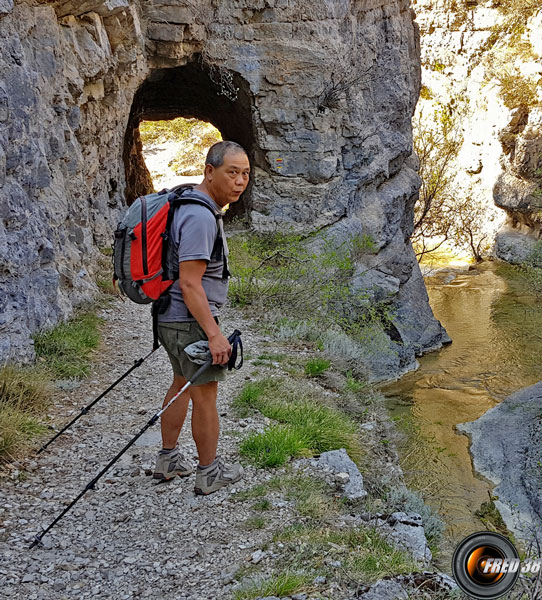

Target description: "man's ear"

left=204, top=163, right=214, bottom=181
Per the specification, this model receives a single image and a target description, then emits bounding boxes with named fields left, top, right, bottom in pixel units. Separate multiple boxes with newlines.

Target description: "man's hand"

left=208, top=332, right=232, bottom=365
left=179, top=260, right=231, bottom=364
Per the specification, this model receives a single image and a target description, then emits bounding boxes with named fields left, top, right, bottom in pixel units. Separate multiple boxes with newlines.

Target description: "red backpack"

left=112, top=184, right=228, bottom=346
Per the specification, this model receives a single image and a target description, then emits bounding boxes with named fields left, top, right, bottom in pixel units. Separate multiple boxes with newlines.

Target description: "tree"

left=412, top=97, right=490, bottom=262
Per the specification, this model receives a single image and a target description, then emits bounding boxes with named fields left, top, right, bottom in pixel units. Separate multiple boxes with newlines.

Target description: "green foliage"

left=524, top=240, right=542, bottom=269
left=34, top=311, right=102, bottom=378
left=252, top=499, right=271, bottom=512
left=345, top=374, right=368, bottom=394
left=510, top=241, right=542, bottom=297
left=432, top=62, right=446, bottom=73
left=232, top=484, right=267, bottom=501
left=139, top=117, right=204, bottom=146
left=139, top=117, right=222, bottom=177
left=235, top=378, right=362, bottom=467
left=273, top=524, right=417, bottom=583
left=243, top=515, right=266, bottom=530
left=413, top=95, right=492, bottom=261
left=228, top=229, right=393, bottom=367
left=0, top=365, right=51, bottom=458
left=491, top=65, right=540, bottom=109
left=479, top=1, right=542, bottom=109
left=168, top=122, right=222, bottom=176
left=304, top=357, right=330, bottom=377
left=475, top=493, right=511, bottom=536
left=267, top=474, right=335, bottom=520
left=240, top=425, right=308, bottom=468
left=233, top=571, right=311, bottom=600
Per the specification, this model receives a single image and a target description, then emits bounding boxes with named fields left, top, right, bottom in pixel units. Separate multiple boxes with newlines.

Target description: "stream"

left=381, top=261, right=542, bottom=550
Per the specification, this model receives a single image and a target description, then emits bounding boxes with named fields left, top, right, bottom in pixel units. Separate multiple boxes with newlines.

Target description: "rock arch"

left=123, top=57, right=256, bottom=220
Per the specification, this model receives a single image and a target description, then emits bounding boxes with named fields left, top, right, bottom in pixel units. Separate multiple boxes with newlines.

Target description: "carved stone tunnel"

left=123, top=58, right=257, bottom=221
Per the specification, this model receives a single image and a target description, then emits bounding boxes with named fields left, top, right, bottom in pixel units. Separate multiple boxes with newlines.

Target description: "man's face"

left=205, top=150, right=250, bottom=207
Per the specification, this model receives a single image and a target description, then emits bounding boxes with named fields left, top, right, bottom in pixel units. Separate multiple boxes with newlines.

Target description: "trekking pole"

left=37, top=347, right=160, bottom=455
left=30, top=329, right=242, bottom=549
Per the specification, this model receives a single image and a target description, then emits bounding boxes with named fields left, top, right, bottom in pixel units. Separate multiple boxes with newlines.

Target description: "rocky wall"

left=0, top=0, right=450, bottom=381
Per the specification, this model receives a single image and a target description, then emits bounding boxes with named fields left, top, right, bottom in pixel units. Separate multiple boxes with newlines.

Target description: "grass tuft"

left=0, top=365, right=51, bottom=458
left=235, top=378, right=362, bottom=467
left=273, top=524, right=416, bottom=583
left=240, top=425, right=309, bottom=468
left=33, top=311, right=102, bottom=378
left=233, top=571, right=312, bottom=600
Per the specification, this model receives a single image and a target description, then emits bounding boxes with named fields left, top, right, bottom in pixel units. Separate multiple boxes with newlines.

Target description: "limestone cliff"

left=0, top=0, right=449, bottom=380
left=413, top=0, right=542, bottom=262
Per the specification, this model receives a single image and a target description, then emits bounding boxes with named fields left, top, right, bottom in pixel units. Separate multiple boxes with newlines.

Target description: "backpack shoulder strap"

left=167, top=191, right=230, bottom=281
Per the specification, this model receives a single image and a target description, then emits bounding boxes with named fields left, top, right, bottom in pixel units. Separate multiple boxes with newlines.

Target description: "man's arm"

left=179, top=259, right=231, bottom=365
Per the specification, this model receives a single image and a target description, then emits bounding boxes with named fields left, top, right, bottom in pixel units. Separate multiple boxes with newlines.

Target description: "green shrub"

left=387, top=486, right=445, bottom=545
left=304, top=357, right=330, bottom=377
left=274, top=524, right=416, bottom=583
left=419, top=85, right=434, bottom=101
left=228, top=230, right=393, bottom=378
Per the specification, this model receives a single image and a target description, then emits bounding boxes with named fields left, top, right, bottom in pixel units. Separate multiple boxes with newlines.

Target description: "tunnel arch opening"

left=123, top=57, right=256, bottom=222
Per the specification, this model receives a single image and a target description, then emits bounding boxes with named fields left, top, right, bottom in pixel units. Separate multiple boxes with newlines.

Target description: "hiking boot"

left=153, top=446, right=193, bottom=481
left=194, top=456, right=244, bottom=495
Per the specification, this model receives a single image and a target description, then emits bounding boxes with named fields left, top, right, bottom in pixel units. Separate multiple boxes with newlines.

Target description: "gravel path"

left=0, top=299, right=301, bottom=600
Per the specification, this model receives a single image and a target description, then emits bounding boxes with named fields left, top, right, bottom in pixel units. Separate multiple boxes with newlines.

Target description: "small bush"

left=524, top=240, right=542, bottom=269
left=419, top=85, right=434, bottom=100
left=268, top=474, right=335, bottom=520
left=304, top=357, right=330, bottom=377
left=244, top=516, right=266, bottom=530
left=475, top=494, right=510, bottom=536
left=274, top=524, right=416, bottom=583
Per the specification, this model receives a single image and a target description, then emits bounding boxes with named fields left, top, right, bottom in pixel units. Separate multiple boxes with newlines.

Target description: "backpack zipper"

left=141, top=197, right=148, bottom=275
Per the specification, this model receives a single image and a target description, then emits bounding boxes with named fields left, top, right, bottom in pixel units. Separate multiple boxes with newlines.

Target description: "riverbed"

left=381, top=261, right=542, bottom=549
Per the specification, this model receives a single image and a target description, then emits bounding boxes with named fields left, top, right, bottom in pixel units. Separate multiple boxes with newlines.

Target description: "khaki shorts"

left=157, top=319, right=227, bottom=385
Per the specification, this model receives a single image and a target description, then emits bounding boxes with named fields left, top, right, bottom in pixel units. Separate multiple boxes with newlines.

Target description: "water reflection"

left=381, top=262, right=542, bottom=548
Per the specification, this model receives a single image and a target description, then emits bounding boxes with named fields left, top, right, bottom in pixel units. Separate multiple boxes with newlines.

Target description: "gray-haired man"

left=153, top=141, right=250, bottom=495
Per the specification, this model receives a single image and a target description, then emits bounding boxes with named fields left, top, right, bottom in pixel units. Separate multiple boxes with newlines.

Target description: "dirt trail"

left=0, top=298, right=291, bottom=600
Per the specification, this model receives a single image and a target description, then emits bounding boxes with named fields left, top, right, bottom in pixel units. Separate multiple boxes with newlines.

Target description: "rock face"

left=457, top=381, right=542, bottom=544
left=0, top=0, right=449, bottom=376
left=413, top=0, right=542, bottom=263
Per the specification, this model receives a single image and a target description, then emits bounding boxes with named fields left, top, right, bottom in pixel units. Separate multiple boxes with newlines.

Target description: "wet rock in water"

left=457, top=381, right=542, bottom=543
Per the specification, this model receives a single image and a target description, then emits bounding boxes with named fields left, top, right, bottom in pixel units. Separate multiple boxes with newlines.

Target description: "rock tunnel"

left=123, top=57, right=257, bottom=221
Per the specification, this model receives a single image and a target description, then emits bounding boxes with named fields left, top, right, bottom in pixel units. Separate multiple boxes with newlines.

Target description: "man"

left=153, top=140, right=250, bottom=495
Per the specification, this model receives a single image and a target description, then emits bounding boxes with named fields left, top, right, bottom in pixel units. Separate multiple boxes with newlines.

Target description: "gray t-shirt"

left=158, top=190, right=229, bottom=323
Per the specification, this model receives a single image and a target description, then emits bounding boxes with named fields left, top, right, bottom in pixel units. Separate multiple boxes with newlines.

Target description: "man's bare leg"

left=190, top=381, right=219, bottom=466
left=160, top=373, right=191, bottom=449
